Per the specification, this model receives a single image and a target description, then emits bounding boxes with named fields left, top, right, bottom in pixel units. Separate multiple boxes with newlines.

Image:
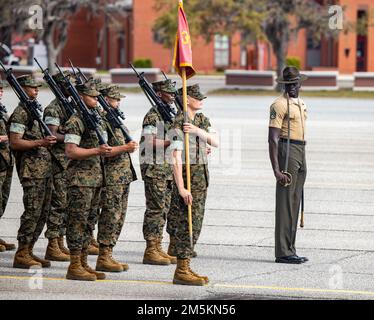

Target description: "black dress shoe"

left=275, top=255, right=304, bottom=264
left=297, top=256, right=309, bottom=262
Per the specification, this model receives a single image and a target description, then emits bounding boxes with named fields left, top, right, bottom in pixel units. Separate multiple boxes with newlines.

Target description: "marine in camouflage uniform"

left=43, top=71, right=73, bottom=261
left=9, top=75, right=56, bottom=269
left=0, top=80, right=16, bottom=252
left=64, top=79, right=109, bottom=281
left=95, top=85, right=138, bottom=272
left=139, top=79, right=177, bottom=265
left=169, top=84, right=218, bottom=286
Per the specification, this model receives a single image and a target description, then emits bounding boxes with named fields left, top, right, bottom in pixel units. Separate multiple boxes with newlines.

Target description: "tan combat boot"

left=13, top=242, right=42, bottom=269
left=96, top=246, right=123, bottom=272
left=66, top=250, right=97, bottom=281
left=58, top=236, right=70, bottom=255
left=188, top=266, right=209, bottom=284
left=45, top=238, right=70, bottom=261
left=173, top=258, right=205, bottom=286
left=29, top=242, right=51, bottom=268
left=143, top=239, right=171, bottom=265
left=0, top=238, right=16, bottom=251
left=0, top=244, right=5, bottom=252
left=156, top=238, right=176, bottom=264
left=88, top=237, right=99, bottom=255
left=109, top=247, right=129, bottom=271
left=81, top=249, right=105, bottom=280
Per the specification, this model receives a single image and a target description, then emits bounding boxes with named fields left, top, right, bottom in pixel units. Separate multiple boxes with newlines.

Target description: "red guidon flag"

left=173, top=0, right=196, bottom=79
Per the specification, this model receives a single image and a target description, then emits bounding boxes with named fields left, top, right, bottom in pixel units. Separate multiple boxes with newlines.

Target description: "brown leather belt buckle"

left=281, top=171, right=292, bottom=187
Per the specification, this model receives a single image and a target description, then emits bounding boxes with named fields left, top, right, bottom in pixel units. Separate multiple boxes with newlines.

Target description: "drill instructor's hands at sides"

left=274, top=170, right=291, bottom=186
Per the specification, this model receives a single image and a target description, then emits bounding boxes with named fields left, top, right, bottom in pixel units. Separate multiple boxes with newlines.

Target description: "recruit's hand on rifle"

left=39, top=136, right=57, bottom=147
left=179, top=188, right=193, bottom=206
left=124, top=141, right=138, bottom=153
left=97, top=144, right=112, bottom=157
left=274, top=170, right=291, bottom=186
left=0, top=135, right=8, bottom=143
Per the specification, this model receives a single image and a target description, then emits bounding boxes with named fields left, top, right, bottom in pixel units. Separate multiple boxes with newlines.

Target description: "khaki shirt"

left=269, top=94, right=307, bottom=141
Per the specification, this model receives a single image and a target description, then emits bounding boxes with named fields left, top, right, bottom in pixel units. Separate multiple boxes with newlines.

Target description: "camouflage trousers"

left=0, top=166, right=13, bottom=219
left=17, top=177, right=52, bottom=244
left=66, top=186, right=101, bottom=251
left=169, top=186, right=207, bottom=259
left=45, top=171, right=68, bottom=239
left=97, top=184, right=130, bottom=247
left=143, top=177, right=174, bottom=240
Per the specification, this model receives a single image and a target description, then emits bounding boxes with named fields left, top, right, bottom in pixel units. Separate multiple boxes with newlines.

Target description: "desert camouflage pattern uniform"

left=168, top=111, right=212, bottom=259
left=43, top=98, right=71, bottom=239
left=98, top=122, right=137, bottom=247
left=0, top=104, right=13, bottom=219
left=140, top=107, right=174, bottom=241
left=9, top=102, right=53, bottom=245
left=64, top=113, right=107, bottom=251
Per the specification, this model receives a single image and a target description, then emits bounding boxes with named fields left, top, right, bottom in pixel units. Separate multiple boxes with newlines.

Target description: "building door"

left=356, top=10, right=368, bottom=72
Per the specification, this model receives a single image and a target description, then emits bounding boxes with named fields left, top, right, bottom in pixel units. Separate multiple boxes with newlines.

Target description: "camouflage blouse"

left=43, top=98, right=71, bottom=171
left=64, top=113, right=108, bottom=188
left=9, top=102, right=52, bottom=182
left=105, top=124, right=137, bottom=186
left=0, top=106, right=13, bottom=173
left=169, top=112, right=213, bottom=191
left=139, top=107, right=174, bottom=181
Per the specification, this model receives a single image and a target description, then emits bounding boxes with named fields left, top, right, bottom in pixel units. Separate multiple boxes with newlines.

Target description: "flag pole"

left=181, top=67, right=194, bottom=249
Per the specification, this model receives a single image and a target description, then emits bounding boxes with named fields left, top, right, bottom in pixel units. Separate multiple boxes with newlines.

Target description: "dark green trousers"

left=275, top=142, right=307, bottom=258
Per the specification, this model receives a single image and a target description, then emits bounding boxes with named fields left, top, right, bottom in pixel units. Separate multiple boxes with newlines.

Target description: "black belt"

left=280, top=138, right=306, bottom=146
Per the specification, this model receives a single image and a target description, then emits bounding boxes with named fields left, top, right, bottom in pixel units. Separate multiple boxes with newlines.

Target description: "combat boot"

left=173, top=258, right=205, bottom=286
left=156, top=238, right=176, bottom=264
left=81, top=249, right=105, bottom=280
left=58, top=236, right=70, bottom=255
left=96, top=246, right=123, bottom=272
left=45, top=238, right=70, bottom=261
left=88, top=237, right=99, bottom=255
left=13, top=242, right=42, bottom=269
left=29, top=242, right=51, bottom=268
left=143, top=239, right=171, bottom=265
left=66, top=250, right=96, bottom=281
left=0, top=244, right=5, bottom=252
left=0, top=238, right=16, bottom=251
left=188, top=266, right=209, bottom=284
left=109, top=247, right=129, bottom=271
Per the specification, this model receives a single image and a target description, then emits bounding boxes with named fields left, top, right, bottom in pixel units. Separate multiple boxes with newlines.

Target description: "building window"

left=214, top=34, right=229, bottom=67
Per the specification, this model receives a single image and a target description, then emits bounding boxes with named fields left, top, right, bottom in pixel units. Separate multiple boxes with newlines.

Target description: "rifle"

left=55, top=63, right=106, bottom=145
left=34, top=58, right=75, bottom=119
left=0, top=61, right=53, bottom=137
left=69, top=61, right=133, bottom=143
left=0, top=62, right=64, bottom=172
left=130, top=64, right=175, bottom=123
left=162, top=71, right=181, bottom=114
